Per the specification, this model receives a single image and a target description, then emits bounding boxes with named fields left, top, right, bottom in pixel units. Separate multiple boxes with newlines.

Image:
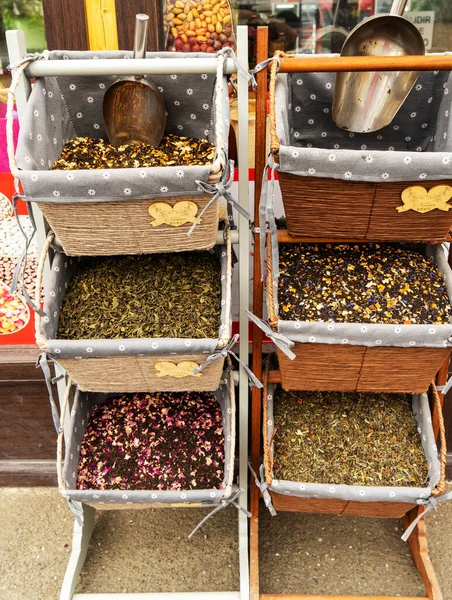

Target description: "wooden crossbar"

left=276, top=55, right=452, bottom=73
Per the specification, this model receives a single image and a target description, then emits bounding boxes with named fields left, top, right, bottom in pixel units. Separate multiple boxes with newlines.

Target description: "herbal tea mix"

left=272, top=389, right=429, bottom=487
left=278, top=243, right=451, bottom=324
left=52, top=134, right=216, bottom=170
left=58, top=253, right=222, bottom=340
left=77, top=392, right=225, bottom=491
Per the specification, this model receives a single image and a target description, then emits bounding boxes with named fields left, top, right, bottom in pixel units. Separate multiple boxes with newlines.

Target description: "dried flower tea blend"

left=0, top=282, right=30, bottom=335
left=77, top=392, right=225, bottom=491
left=52, top=134, right=216, bottom=170
left=272, top=389, right=429, bottom=487
left=58, top=252, right=222, bottom=340
left=278, top=243, right=451, bottom=324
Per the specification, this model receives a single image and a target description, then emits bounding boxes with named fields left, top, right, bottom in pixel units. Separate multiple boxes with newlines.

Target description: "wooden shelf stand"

left=249, top=26, right=449, bottom=600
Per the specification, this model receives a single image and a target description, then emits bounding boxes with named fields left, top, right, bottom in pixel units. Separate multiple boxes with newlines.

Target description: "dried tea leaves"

left=52, top=134, right=216, bottom=170
left=77, top=392, right=225, bottom=491
left=58, top=252, right=222, bottom=340
left=279, top=243, right=451, bottom=324
left=272, top=389, right=429, bottom=488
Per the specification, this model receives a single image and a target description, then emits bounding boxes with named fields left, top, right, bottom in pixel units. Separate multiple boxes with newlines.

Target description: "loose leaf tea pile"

left=77, top=392, right=225, bottom=491
left=58, top=253, right=222, bottom=340
left=272, top=389, right=429, bottom=487
left=279, top=243, right=451, bottom=324
left=52, top=134, right=216, bottom=170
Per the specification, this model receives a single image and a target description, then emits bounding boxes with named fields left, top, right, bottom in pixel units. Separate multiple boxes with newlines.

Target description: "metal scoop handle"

left=390, top=0, right=408, bottom=15
left=133, top=14, right=149, bottom=60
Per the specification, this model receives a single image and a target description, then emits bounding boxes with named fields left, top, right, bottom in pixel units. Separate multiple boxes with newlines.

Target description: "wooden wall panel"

left=42, top=0, right=89, bottom=51
left=115, top=0, right=164, bottom=51
left=0, top=347, right=57, bottom=486
left=0, top=381, right=56, bottom=461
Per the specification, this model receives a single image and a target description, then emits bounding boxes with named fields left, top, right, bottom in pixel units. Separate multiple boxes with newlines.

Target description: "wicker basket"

left=267, top=237, right=452, bottom=393
left=268, top=52, right=452, bottom=242
left=36, top=231, right=232, bottom=393
left=9, top=50, right=230, bottom=256
left=57, top=368, right=235, bottom=510
left=37, top=194, right=221, bottom=256
left=262, top=372, right=446, bottom=518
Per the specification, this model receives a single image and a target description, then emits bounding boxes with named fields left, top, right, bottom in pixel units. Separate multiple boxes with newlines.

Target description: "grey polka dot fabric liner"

left=40, top=244, right=231, bottom=359
left=265, top=384, right=440, bottom=504
left=275, top=54, right=452, bottom=182
left=273, top=244, right=452, bottom=349
left=62, top=378, right=234, bottom=505
left=15, top=50, right=230, bottom=202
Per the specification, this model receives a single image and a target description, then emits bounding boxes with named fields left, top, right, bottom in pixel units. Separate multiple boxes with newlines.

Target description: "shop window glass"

left=236, top=0, right=452, bottom=65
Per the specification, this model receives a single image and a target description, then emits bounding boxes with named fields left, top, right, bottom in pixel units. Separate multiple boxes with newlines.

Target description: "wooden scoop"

left=103, top=14, right=166, bottom=147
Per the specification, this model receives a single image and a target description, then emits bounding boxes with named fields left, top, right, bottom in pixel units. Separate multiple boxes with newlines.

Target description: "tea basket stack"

left=251, top=41, right=452, bottom=600
left=9, top=50, right=239, bottom=521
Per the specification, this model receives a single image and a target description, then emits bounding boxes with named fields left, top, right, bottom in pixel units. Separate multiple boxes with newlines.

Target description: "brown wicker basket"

left=267, top=237, right=452, bottom=393
left=268, top=52, right=452, bottom=242
left=35, top=232, right=233, bottom=393
left=262, top=371, right=446, bottom=518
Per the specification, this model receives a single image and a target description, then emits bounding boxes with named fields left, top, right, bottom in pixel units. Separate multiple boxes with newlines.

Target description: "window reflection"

left=237, top=0, right=452, bottom=64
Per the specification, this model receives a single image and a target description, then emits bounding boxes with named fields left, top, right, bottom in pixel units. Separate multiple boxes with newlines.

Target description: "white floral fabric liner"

left=41, top=244, right=231, bottom=359
left=265, top=384, right=440, bottom=504
left=274, top=245, right=452, bottom=348
left=62, top=379, right=234, bottom=505
left=15, top=50, right=230, bottom=201
left=275, top=54, right=452, bottom=182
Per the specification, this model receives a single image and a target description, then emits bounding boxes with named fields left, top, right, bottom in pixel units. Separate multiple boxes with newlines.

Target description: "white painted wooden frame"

left=6, top=26, right=250, bottom=600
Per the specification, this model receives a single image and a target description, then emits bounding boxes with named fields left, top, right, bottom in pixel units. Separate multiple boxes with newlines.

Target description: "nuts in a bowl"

left=165, top=0, right=235, bottom=52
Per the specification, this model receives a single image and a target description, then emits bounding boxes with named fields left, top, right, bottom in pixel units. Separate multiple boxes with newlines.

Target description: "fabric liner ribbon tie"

left=195, top=333, right=263, bottom=388
left=259, top=159, right=280, bottom=283
left=36, top=352, right=63, bottom=435
left=249, top=55, right=281, bottom=90
left=188, top=487, right=251, bottom=539
left=190, top=163, right=251, bottom=237
left=437, top=376, right=452, bottom=395
left=249, top=463, right=276, bottom=516
left=402, top=490, right=452, bottom=542
left=217, top=46, right=253, bottom=86
left=7, top=50, right=49, bottom=74
left=245, top=310, right=296, bottom=360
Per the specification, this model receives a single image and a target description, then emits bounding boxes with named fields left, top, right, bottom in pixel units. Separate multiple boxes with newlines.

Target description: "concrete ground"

left=0, top=486, right=451, bottom=599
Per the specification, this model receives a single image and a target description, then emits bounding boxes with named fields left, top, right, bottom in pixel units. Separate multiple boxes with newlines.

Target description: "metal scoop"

left=103, top=14, right=166, bottom=147
left=332, top=0, right=425, bottom=133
